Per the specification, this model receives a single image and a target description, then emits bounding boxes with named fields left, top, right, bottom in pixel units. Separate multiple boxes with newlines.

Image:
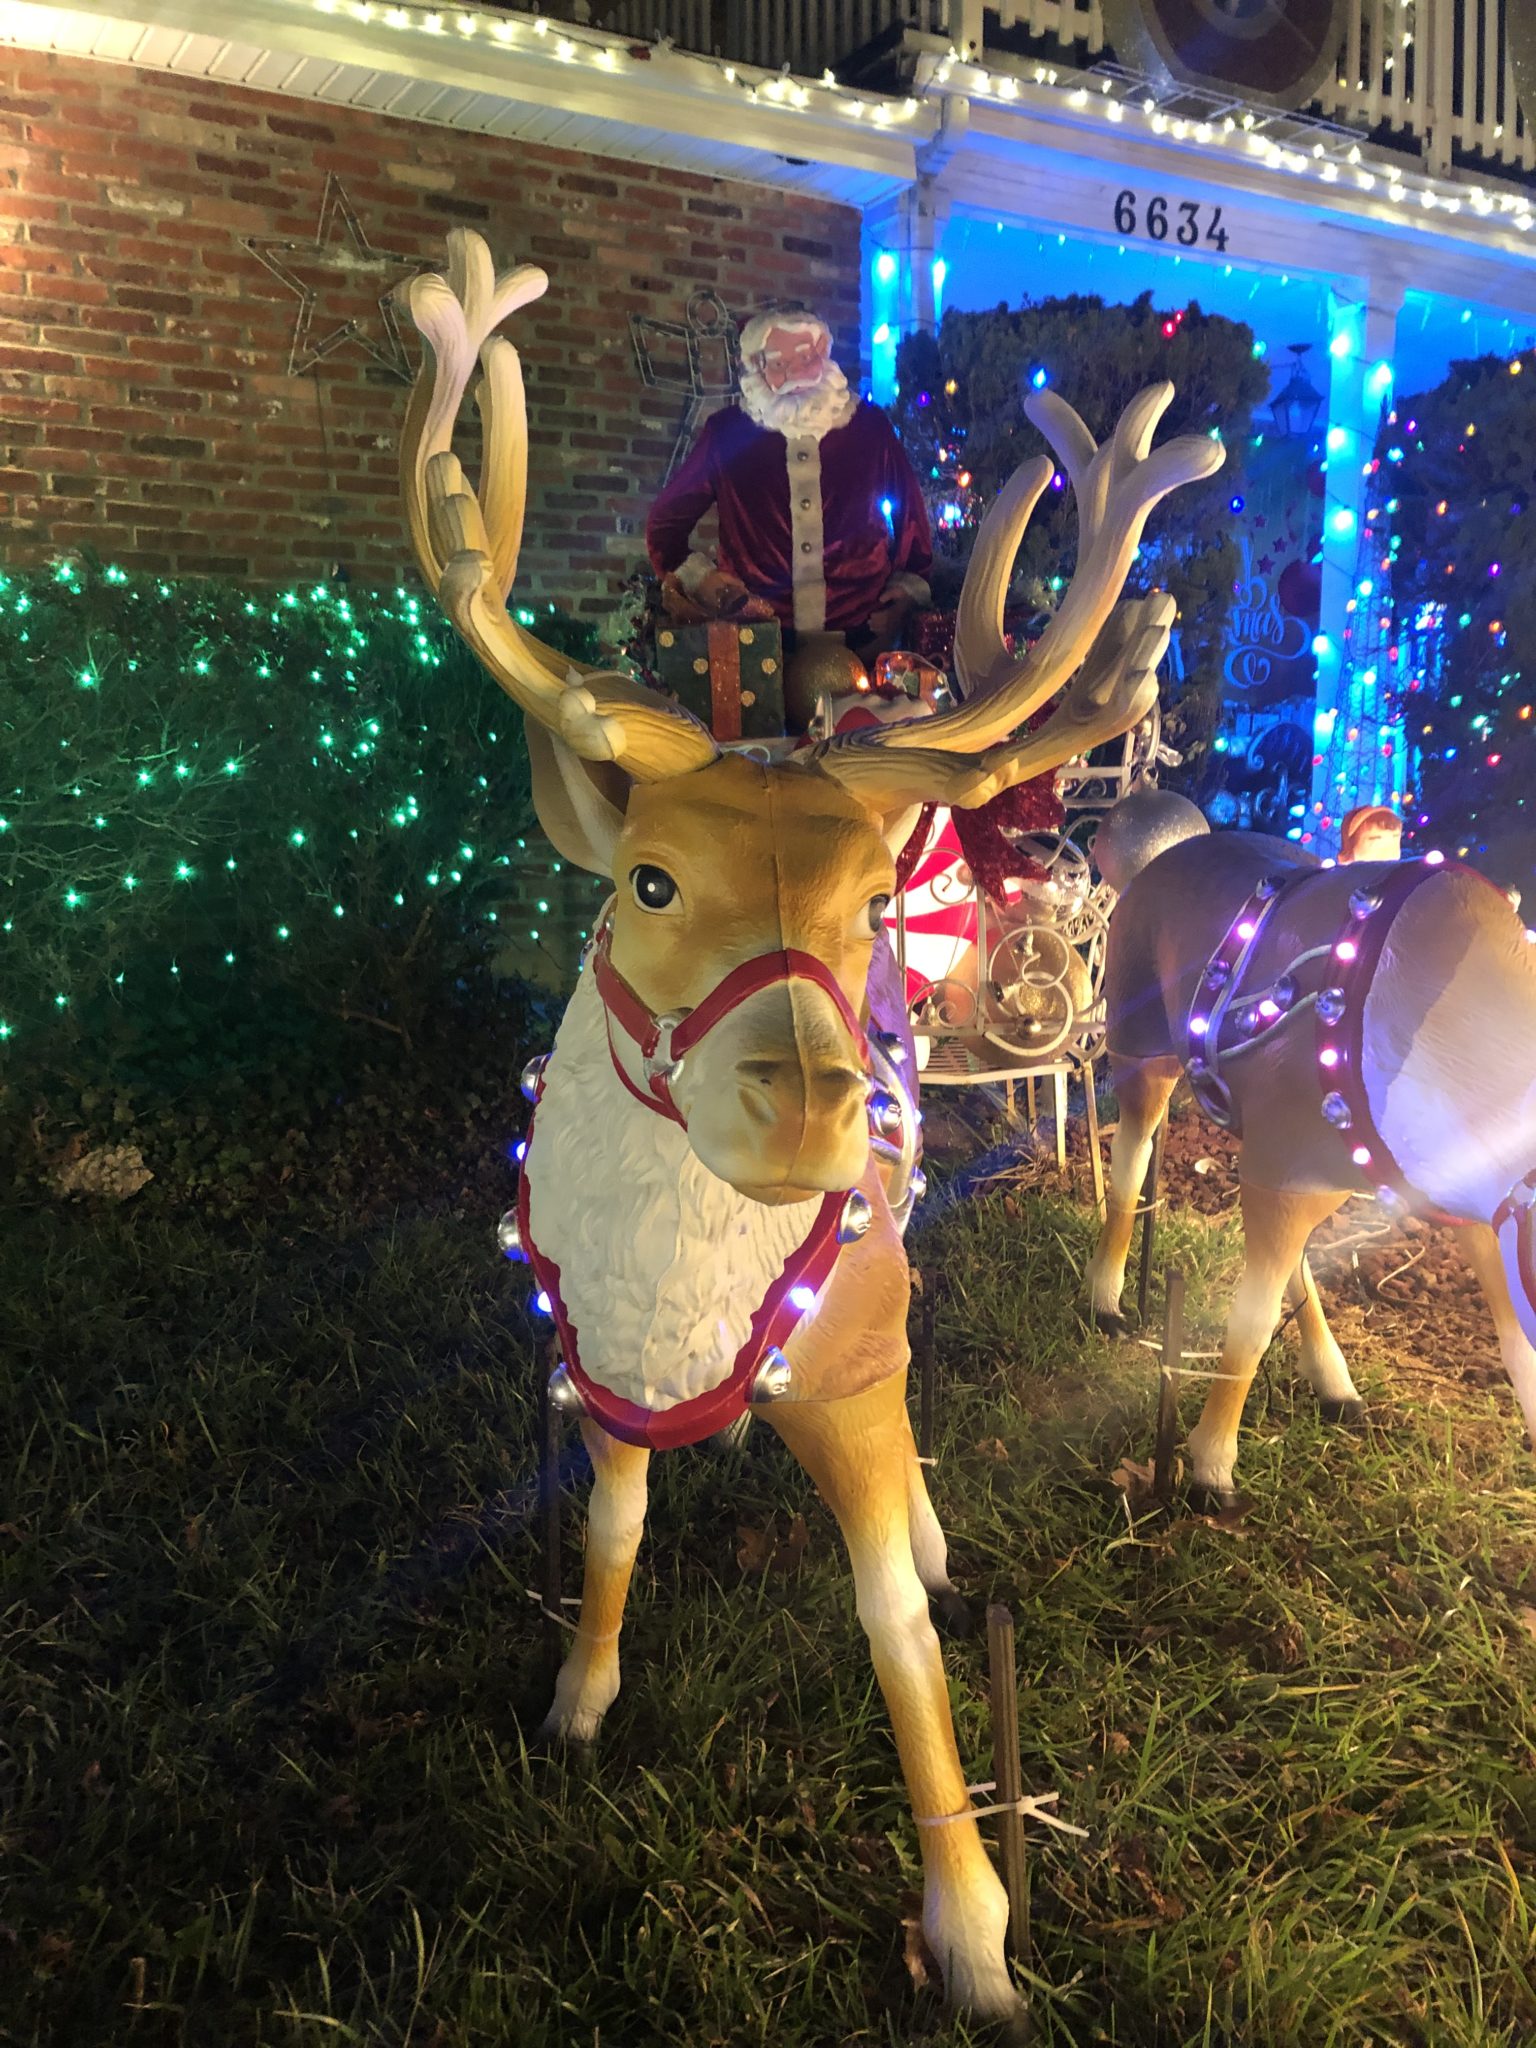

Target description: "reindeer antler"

left=817, top=383, right=1222, bottom=811
left=397, top=229, right=718, bottom=781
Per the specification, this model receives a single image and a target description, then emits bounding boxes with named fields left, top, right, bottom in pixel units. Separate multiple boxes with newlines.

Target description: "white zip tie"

left=524, top=1589, right=620, bottom=1640
left=915, top=1781, right=1089, bottom=1838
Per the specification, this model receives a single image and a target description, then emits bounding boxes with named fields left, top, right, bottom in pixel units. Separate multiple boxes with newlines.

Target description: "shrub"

left=0, top=560, right=600, bottom=1081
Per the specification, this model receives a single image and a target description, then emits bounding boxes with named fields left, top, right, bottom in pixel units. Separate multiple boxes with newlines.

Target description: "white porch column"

left=1308, top=278, right=1405, bottom=851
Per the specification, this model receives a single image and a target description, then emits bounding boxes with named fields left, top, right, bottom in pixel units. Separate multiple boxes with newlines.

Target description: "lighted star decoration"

left=245, top=173, right=427, bottom=383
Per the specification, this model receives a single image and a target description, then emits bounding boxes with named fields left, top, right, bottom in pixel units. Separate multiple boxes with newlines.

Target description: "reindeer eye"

left=631, top=864, right=680, bottom=912
left=863, top=894, right=891, bottom=936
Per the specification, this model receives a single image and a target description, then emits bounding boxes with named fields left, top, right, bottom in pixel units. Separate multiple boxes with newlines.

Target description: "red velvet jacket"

left=646, top=401, right=933, bottom=634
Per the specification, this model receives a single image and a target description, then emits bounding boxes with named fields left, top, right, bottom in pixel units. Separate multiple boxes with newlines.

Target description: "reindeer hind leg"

left=1187, top=1183, right=1345, bottom=1510
left=1286, top=1249, right=1366, bottom=1424
left=904, top=1415, right=972, bottom=1637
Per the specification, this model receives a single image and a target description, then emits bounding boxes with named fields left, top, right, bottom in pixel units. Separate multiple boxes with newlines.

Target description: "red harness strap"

left=518, top=918, right=890, bottom=1451
left=591, top=917, right=871, bottom=1125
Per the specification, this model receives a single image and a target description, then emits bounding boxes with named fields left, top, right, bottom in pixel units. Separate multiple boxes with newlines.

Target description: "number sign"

left=1113, top=190, right=1229, bottom=253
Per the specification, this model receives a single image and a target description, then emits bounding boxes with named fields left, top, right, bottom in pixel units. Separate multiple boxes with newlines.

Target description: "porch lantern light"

left=1269, top=343, right=1325, bottom=439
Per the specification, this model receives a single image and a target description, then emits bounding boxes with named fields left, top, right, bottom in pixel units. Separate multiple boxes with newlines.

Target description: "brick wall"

left=0, top=51, right=863, bottom=618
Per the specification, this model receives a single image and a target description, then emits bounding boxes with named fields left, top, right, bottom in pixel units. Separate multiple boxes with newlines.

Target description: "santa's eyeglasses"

left=752, top=332, right=826, bottom=373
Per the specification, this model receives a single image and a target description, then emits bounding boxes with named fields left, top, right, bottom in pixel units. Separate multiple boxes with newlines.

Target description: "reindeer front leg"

left=1085, top=1053, right=1181, bottom=1330
left=540, top=1420, right=649, bottom=1744
left=769, top=1372, right=1019, bottom=2025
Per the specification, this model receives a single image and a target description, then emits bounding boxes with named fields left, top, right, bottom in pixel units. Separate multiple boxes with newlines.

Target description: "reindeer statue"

left=396, top=231, right=1222, bottom=2024
left=1085, top=791, right=1536, bottom=1508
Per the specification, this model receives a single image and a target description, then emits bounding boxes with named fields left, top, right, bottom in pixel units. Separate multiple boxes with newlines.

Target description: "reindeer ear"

left=525, top=721, right=627, bottom=875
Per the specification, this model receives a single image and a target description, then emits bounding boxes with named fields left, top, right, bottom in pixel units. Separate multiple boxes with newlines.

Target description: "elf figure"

left=646, top=309, right=933, bottom=703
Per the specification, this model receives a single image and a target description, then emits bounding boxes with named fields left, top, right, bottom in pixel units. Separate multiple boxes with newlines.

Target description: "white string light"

left=291, top=0, right=1530, bottom=246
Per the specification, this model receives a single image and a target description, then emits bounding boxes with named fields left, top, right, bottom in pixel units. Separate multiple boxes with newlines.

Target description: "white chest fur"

left=524, top=965, right=820, bottom=1412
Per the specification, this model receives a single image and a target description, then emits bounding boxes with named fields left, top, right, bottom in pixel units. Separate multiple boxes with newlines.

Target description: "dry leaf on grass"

left=1515, top=1606, right=1536, bottom=1643
left=900, top=1896, right=937, bottom=1990
left=1111, top=1456, right=1162, bottom=1511
left=735, top=1512, right=809, bottom=1575
left=975, top=1437, right=1011, bottom=1463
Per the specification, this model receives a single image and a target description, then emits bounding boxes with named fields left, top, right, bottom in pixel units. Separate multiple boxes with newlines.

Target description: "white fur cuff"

left=880, top=571, right=931, bottom=609
left=674, top=550, right=717, bottom=596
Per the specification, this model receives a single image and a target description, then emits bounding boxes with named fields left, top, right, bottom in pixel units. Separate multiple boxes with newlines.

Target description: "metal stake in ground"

left=1135, top=1119, right=1167, bottom=1326
left=540, top=1353, right=565, bottom=1675
left=1082, top=1054, right=1106, bottom=1220
left=986, top=1603, right=1031, bottom=1967
left=1153, top=1265, right=1185, bottom=1504
left=917, top=1275, right=937, bottom=1464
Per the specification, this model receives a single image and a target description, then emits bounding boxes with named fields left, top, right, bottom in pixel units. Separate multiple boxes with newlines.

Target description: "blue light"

left=1329, top=329, right=1354, bottom=360
left=788, top=1284, right=817, bottom=1312
left=1328, top=507, right=1357, bottom=538
left=1287, top=827, right=1304, bottom=841
left=1367, top=359, right=1394, bottom=397
left=875, top=250, right=897, bottom=284
left=1312, top=632, right=1332, bottom=655
left=1213, top=735, right=1229, bottom=753
left=1326, top=426, right=1349, bottom=453
left=932, top=257, right=947, bottom=289
left=1030, top=366, right=1048, bottom=389
left=533, top=1289, right=553, bottom=1315
left=1229, top=494, right=1245, bottom=513
left=872, top=321, right=892, bottom=345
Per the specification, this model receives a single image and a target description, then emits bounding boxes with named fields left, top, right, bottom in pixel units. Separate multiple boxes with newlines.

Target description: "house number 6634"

left=1113, top=190, right=1229, bottom=252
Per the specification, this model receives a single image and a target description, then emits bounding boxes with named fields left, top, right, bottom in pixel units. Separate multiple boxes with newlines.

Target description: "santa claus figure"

left=645, top=308, right=932, bottom=670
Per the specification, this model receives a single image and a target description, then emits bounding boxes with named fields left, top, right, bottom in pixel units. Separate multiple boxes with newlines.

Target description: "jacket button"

left=800, top=541, right=813, bottom=553
left=799, top=497, right=812, bottom=510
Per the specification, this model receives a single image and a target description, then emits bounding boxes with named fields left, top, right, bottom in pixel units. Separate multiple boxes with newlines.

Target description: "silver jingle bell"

left=1272, top=973, right=1297, bottom=1009
left=869, top=1090, right=904, bottom=1139
left=837, top=1189, right=874, bottom=1244
left=547, top=1361, right=585, bottom=1414
left=520, top=1054, right=548, bottom=1103
left=750, top=1347, right=793, bottom=1403
left=1204, top=959, right=1232, bottom=990
left=908, top=1166, right=928, bottom=1205
left=1316, top=986, right=1347, bottom=1026
left=874, top=1027, right=909, bottom=1066
left=496, top=1208, right=526, bottom=1260
left=1321, top=1091, right=1353, bottom=1129
left=1254, top=875, right=1283, bottom=901
left=1349, top=887, right=1382, bottom=921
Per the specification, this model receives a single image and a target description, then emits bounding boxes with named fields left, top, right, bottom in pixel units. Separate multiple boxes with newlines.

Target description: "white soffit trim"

left=918, top=63, right=1536, bottom=315
left=0, top=0, right=926, bottom=207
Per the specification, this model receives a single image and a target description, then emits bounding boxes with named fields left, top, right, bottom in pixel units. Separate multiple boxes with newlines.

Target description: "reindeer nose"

left=737, top=1057, right=866, bottom=1126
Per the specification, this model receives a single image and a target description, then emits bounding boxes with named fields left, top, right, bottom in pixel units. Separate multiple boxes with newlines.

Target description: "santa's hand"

left=694, top=569, right=775, bottom=621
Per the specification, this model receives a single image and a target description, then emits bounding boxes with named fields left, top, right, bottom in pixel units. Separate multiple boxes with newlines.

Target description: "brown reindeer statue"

left=396, top=230, right=1223, bottom=2025
left=1086, top=791, right=1536, bottom=1507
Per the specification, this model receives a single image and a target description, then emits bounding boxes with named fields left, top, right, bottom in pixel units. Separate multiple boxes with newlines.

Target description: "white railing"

left=578, top=1, right=952, bottom=74
left=990, top=0, right=1534, bottom=175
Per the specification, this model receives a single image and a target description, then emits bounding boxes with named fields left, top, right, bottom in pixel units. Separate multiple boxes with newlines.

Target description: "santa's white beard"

left=740, top=361, right=858, bottom=440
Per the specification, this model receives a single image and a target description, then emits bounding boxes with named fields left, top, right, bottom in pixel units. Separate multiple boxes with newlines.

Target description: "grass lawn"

left=5, top=1126, right=1536, bottom=2046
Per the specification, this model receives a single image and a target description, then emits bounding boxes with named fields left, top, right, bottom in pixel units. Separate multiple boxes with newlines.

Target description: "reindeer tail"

left=1092, top=788, right=1210, bottom=894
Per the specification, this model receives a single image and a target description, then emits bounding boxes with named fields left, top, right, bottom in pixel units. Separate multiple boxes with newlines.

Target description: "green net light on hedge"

left=0, top=560, right=604, bottom=1052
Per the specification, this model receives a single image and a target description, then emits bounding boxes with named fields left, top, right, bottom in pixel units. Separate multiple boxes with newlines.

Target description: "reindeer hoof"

left=1092, top=1308, right=1130, bottom=1338
left=932, top=1588, right=975, bottom=1639
left=1186, top=1482, right=1240, bottom=1518
left=1318, top=1396, right=1367, bottom=1427
left=536, top=1705, right=604, bottom=1749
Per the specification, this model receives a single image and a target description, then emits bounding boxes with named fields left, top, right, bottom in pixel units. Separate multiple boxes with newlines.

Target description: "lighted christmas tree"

left=893, top=294, right=1268, bottom=760
left=1354, top=350, right=1536, bottom=884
